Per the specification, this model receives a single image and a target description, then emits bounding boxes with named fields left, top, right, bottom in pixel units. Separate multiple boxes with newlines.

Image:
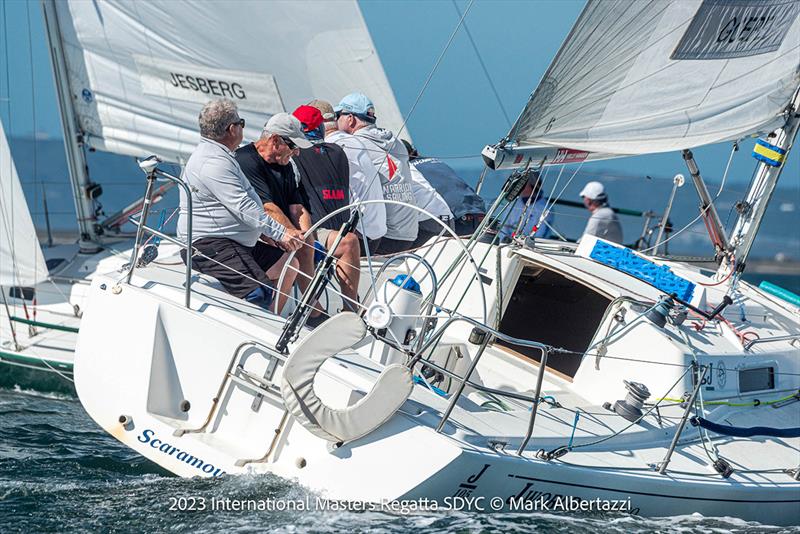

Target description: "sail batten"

left=509, top=0, right=800, bottom=157
left=52, top=0, right=408, bottom=164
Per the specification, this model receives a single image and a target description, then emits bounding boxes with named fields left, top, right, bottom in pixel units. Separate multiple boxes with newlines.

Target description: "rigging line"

left=393, top=0, right=474, bottom=142
left=358, top=0, right=476, bottom=199
left=26, top=2, right=40, bottom=286
left=450, top=0, right=511, bottom=128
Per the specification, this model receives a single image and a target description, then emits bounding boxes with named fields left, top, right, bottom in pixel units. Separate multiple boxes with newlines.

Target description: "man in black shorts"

left=235, top=112, right=314, bottom=313
left=292, top=104, right=361, bottom=310
left=178, top=100, right=304, bottom=312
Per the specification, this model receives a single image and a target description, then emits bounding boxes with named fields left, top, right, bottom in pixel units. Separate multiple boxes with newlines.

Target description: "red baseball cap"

left=292, top=105, right=323, bottom=132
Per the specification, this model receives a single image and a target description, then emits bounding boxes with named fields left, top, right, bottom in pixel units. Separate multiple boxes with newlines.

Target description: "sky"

left=0, top=0, right=797, bottom=187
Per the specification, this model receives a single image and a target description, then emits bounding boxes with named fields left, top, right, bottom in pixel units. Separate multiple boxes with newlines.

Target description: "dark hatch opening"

left=497, top=264, right=611, bottom=378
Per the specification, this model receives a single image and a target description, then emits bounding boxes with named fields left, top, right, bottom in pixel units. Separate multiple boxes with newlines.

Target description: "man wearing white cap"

left=335, top=92, right=418, bottom=255
left=579, top=181, right=623, bottom=244
left=234, top=112, right=313, bottom=313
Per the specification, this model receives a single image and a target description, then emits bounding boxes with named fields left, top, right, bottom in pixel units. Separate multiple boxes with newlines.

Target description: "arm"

left=289, top=204, right=313, bottom=233
left=263, top=202, right=298, bottom=231
left=201, top=155, right=286, bottom=241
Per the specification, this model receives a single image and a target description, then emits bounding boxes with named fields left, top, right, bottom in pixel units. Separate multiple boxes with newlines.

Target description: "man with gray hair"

left=177, top=99, right=303, bottom=311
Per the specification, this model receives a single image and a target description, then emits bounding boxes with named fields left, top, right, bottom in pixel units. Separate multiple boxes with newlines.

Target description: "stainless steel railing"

left=410, top=314, right=560, bottom=455
left=128, top=157, right=193, bottom=308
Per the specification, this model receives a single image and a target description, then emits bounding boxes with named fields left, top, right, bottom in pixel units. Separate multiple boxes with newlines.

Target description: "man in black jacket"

left=292, top=104, right=361, bottom=312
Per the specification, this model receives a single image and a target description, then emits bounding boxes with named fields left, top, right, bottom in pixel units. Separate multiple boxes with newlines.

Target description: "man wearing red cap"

left=291, top=105, right=361, bottom=312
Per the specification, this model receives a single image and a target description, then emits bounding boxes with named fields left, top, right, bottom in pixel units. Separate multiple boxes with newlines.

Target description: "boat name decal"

left=451, top=463, right=490, bottom=498
left=137, top=429, right=225, bottom=477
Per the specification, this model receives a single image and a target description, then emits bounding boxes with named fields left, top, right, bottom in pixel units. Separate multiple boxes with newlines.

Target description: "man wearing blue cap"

left=335, top=92, right=418, bottom=255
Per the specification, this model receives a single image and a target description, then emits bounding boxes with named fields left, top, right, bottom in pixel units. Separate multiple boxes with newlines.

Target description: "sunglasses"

left=280, top=136, right=297, bottom=150
left=229, top=118, right=245, bottom=129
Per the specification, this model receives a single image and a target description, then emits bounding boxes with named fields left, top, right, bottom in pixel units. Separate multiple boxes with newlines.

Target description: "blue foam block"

left=590, top=241, right=695, bottom=301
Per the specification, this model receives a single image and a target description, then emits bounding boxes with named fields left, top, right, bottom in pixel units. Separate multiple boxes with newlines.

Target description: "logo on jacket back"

left=322, top=189, right=345, bottom=200
left=386, top=154, right=398, bottom=180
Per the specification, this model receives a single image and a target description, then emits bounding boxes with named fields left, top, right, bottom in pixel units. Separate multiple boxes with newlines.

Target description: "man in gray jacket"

left=177, top=99, right=303, bottom=309
left=335, top=92, right=418, bottom=255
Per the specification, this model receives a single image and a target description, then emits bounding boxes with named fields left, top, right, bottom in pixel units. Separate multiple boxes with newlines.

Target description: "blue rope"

left=691, top=416, right=800, bottom=438
left=568, top=409, right=581, bottom=449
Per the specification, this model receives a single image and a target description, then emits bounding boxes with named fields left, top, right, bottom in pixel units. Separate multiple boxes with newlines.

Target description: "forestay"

left=51, top=0, right=407, bottom=164
left=0, top=120, right=49, bottom=287
left=510, top=0, right=800, bottom=158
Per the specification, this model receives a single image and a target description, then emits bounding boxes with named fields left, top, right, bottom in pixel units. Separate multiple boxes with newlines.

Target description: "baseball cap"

left=579, top=181, right=606, bottom=201
left=334, top=92, right=376, bottom=123
left=292, top=105, right=323, bottom=132
left=308, top=99, right=335, bottom=122
left=262, top=113, right=312, bottom=149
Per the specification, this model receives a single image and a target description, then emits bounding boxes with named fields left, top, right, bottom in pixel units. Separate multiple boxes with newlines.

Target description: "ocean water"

left=1, top=387, right=796, bottom=533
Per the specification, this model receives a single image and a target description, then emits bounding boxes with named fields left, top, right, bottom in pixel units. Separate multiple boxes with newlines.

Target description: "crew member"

left=313, top=99, right=387, bottom=255
left=291, top=104, right=361, bottom=310
left=177, top=99, right=302, bottom=311
left=335, top=92, right=418, bottom=255
left=233, top=112, right=313, bottom=313
left=579, top=180, right=623, bottom=244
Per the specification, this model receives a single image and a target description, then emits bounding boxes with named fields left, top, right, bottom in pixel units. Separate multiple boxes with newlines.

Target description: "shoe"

left=305, top=313, right=329, bottom=329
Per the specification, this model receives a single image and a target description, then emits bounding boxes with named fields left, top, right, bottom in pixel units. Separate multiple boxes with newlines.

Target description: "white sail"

left=510, top=0, right=800, bottom=157
left=0, top=120, right=49, bottom=287
left=52, top=0, right=407, bottom=164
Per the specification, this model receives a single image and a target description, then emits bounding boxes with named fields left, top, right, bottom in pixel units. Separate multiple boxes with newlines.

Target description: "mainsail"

left=0, top=120, right=49, bottom=287
left=49, top=0, right=407, bottom=164
left=508, top=0, right=800, bottom=159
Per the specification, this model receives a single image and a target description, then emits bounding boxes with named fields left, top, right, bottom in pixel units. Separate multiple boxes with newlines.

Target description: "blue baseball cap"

left=334, top=92, right=376, bottom=123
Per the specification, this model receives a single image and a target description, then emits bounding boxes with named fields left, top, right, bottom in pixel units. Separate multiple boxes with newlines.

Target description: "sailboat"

left=73, top=0, right=800, bottom=524
left=0, top=0, right=408, bottom=392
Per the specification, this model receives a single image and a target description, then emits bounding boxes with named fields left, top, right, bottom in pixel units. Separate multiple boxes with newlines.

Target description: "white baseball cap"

left=262, top=113, right=312, bottom=149
left=579, top=181, right=606, bottom=200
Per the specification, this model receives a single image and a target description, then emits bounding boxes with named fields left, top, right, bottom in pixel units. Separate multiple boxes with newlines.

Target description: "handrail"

left=130, top=158, right=193, bottom=308
left=173, top=339, right=286, bottom=437
left=744, top=334, right=800, bottom=351
left=410, top=314, right=559, bottom=451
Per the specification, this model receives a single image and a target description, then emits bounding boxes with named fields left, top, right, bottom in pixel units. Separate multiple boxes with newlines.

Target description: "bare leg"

left=266, top=253, right=299, bottom=314
left=326, top=231, right=360, bottom=311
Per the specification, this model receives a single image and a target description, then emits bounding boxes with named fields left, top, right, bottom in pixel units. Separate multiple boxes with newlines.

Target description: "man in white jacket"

left=334, top=92, right=418, bottom=255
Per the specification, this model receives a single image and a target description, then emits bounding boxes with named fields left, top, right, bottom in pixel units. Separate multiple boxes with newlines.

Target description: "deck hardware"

left=488, top=440, right=507, bottom=451
left=658, top=364, right=708, bottom=474
left=118, top=414, right=133, bottom=430
left=713, top=458, right=734, bottom=478
left=612, top=380, right=651, bottom=422
left=179, top=400, right=190, bottom=412
left=468, top=327, right=487, bottom=345
left=172, top=340, right=286, bottom=437
left=436, top=334, right=492, bottom=433
left=517, top=348, right=550, bottom=455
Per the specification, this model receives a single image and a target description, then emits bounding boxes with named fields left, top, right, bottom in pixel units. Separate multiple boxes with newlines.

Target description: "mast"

left=40, top=0, right=101, bottom=253
left=722, top=86, right=800, bottom=278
